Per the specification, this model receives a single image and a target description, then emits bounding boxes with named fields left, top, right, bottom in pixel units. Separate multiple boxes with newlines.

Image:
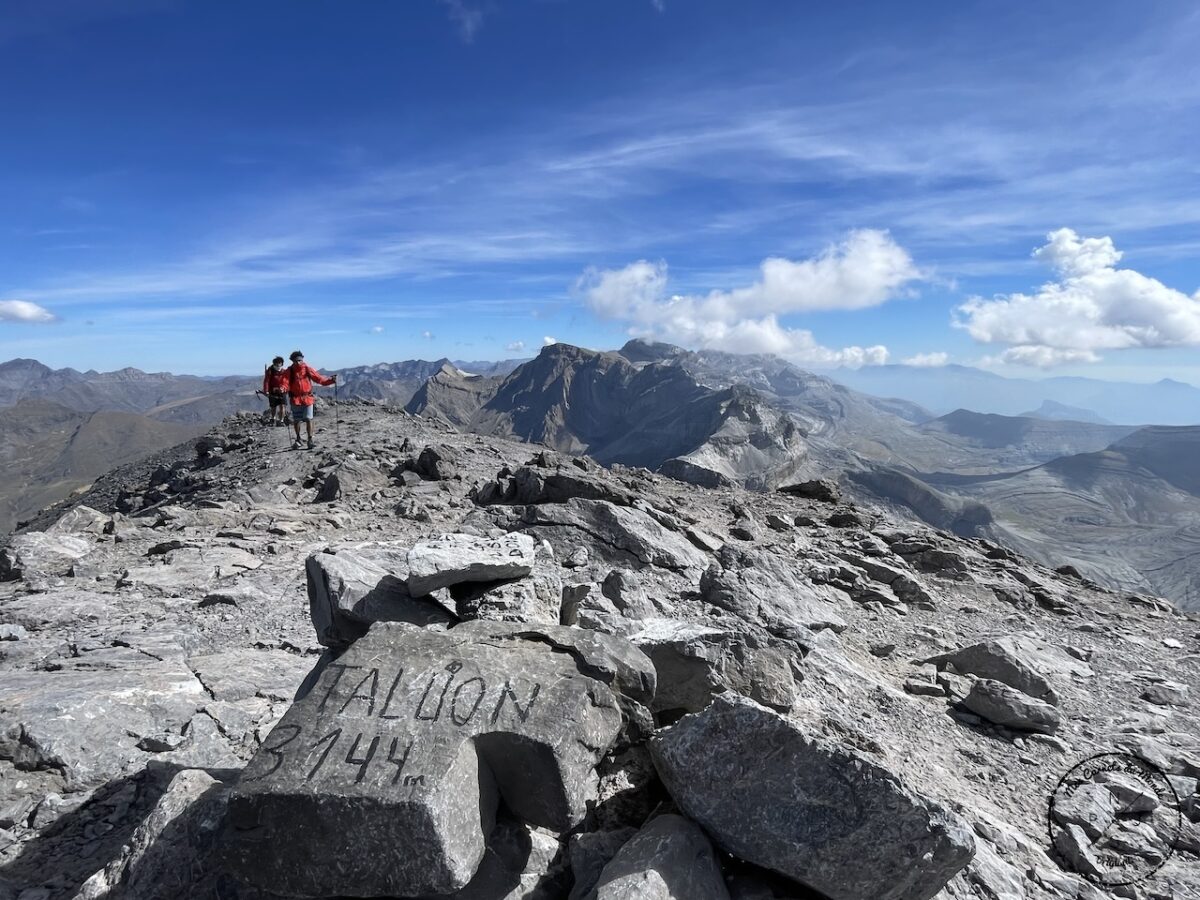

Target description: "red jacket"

left=263, top=366, right=288, bottom=395
left=287, top=362, right=334, bottom=406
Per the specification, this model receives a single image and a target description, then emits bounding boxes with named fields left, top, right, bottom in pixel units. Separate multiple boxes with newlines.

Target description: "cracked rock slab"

left=517, top=499, right=709, bottom=572
left=226, top=621, right=636, bottom=898
left=650, top=693, right=975, bottom=900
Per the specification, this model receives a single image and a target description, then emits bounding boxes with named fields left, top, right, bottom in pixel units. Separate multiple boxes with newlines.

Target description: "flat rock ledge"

left=224, top=620, right=652, bottom=898
left=649, top=693, right=975, bottom=900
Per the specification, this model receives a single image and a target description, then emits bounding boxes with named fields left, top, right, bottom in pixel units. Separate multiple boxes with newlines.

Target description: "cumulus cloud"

left=368, top=325, right=384, bottom=334
left=505, top=340, right=526, bottom=352
left=542, top=336, right=557, bottom=346
left=955, top=228, right=1200, bottom=366
left=901, top=352, right=948, bottom=367
left=993, top=346, right=1101, bottom=368
left=0, top=299, right=57, bottom=323
left=578, top=229, right=917, bottom=366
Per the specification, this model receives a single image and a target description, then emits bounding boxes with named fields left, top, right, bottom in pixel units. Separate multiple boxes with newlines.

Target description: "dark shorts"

left=268, top=392, right=286, bottom=408
left=290, top=403, right=314, bottom=421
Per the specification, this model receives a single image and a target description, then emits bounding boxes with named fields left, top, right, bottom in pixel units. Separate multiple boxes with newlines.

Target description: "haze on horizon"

left=3, top=1, right=1200, bottom=384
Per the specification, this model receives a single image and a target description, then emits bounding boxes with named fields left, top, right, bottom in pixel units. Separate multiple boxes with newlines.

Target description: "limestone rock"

left=777, top=479, right=839, bottom=502
left=73, top=769, right=230, bottom=900
left=629, top=619, right=801, bottom=714
left=700, top=546, right=846, bottom=634
left=518, top=500, right=708, bottom=572
left=226, top=621, right=637, bottom=897
left=600, top=570, right=656, bottom=620
left=408, top=533, right=536, bottom=595
left=925, top=639, right=1060, bottom=705
left=1, top=532, right=93, bottom=581
left=961, top=679, right=1061, bottom=734
left=650, top=693, right=975, bottom=900
left=0, top=639, right=206, bottom=791
left=46, top=506, right=111, bottom=536
left=453, top=573, right=563, bottom=626
left=306, top=549, right=455, bottom=647
left=583, top=814, right=731, bottom=900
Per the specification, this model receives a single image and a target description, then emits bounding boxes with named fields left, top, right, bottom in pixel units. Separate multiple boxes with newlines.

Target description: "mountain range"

left=832, top=362, right=1200, bottom=426
left=2, top=347, right=1196, bottom=608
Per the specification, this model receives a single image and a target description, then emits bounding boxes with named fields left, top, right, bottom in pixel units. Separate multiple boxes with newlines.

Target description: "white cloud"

left=993, top=346, right=1102, bottom=368
left=901, top=352, right=948, bottom=367
left=0, top=299, right=57, bottom=323
left=955, top=228, right=1200, bottom=365
left=543, top=336, right=557, bottom=346
left=369, top=325, right=384, bottom=334
left=438, top=0, right=485, bottom=43
left=578, top=229, right=917, bottom=366
left=421, top=330, right=435, bottom=340
left=505, top=340, right=526, bottom=352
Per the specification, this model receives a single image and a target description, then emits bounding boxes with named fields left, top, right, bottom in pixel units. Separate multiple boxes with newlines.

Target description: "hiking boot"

left=291, top=439, right=302, bottom=450
left=307, top=438, right=315, bottom=450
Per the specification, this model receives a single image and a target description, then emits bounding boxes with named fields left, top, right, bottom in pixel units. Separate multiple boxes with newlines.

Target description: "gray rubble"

left=0, top=402, right=1196, bottom=900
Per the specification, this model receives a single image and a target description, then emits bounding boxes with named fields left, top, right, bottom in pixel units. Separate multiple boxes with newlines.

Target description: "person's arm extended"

left=308, top=366, right=336, bottom=387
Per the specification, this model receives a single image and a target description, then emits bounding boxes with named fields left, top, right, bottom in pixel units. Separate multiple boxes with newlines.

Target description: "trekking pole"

left=334, top=379, right=340, bottom=439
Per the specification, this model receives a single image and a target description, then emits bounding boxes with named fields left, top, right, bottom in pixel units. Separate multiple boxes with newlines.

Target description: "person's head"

left=272, top=356, right=285, bottom=368
left=289, top=350, right=304, bottom=363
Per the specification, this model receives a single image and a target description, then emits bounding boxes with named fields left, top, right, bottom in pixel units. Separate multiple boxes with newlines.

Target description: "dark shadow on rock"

left=723, top=855, right=833, bottom=899
left=0, top=761, right=234, bottom=899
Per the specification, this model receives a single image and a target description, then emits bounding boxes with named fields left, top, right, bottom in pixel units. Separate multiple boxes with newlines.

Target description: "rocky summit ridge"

left=0, top=401, right=1198, bottom=900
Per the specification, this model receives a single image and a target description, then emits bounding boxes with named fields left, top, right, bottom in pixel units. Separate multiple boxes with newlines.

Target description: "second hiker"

left=263, top=356, right=289, bottom=427
left=286, top=350, right=336, bottom=450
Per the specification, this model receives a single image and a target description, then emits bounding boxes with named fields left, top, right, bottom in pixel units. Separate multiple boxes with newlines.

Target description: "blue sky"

left=3, top=0, right=1200, bottom=380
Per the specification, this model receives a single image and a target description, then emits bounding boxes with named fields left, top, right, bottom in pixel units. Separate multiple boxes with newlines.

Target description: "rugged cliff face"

left=0, top=401, right=1196, bottom=899
left=409, top=344, right=812, bottom=488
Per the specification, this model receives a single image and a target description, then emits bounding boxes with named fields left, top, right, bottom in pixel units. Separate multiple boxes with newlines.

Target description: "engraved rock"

left=407, top=533, right=537, bottom=596
left=225, top=621, right=648, bottom=897
left=649, top=693, right=975, bottom=900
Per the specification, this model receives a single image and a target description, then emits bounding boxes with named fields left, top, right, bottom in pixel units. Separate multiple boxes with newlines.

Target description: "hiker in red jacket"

left=262, top=356, right=289, bottom=427
left=286, top=350, right=336, bottom=450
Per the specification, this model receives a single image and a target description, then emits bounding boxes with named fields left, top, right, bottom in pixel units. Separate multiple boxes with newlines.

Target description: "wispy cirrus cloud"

left=438, top=0, right=486, bottom=43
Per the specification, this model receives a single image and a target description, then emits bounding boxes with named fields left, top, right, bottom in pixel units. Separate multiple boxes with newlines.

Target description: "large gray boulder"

left=925, top=639, right=1061, bottom=705
left=700, top=546, right=846, bottom=634
left=583, top=814, right=731, bottom=900
left=408, top=533, right=537, bottom=595
left=629, top=619, right=801, bottom=714
left=0, top=532, right=93, bottom=581
left=650, top=693, right=974, bottom=900
left=453, top=573, right=563, bottom=626
left=226, top=621, right=648, bottom=898
left=961, top=679, right=1061, bottom=734
left=517, top=500, right=709, bottom=572
left=306, top=549, right=455, bottom=647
